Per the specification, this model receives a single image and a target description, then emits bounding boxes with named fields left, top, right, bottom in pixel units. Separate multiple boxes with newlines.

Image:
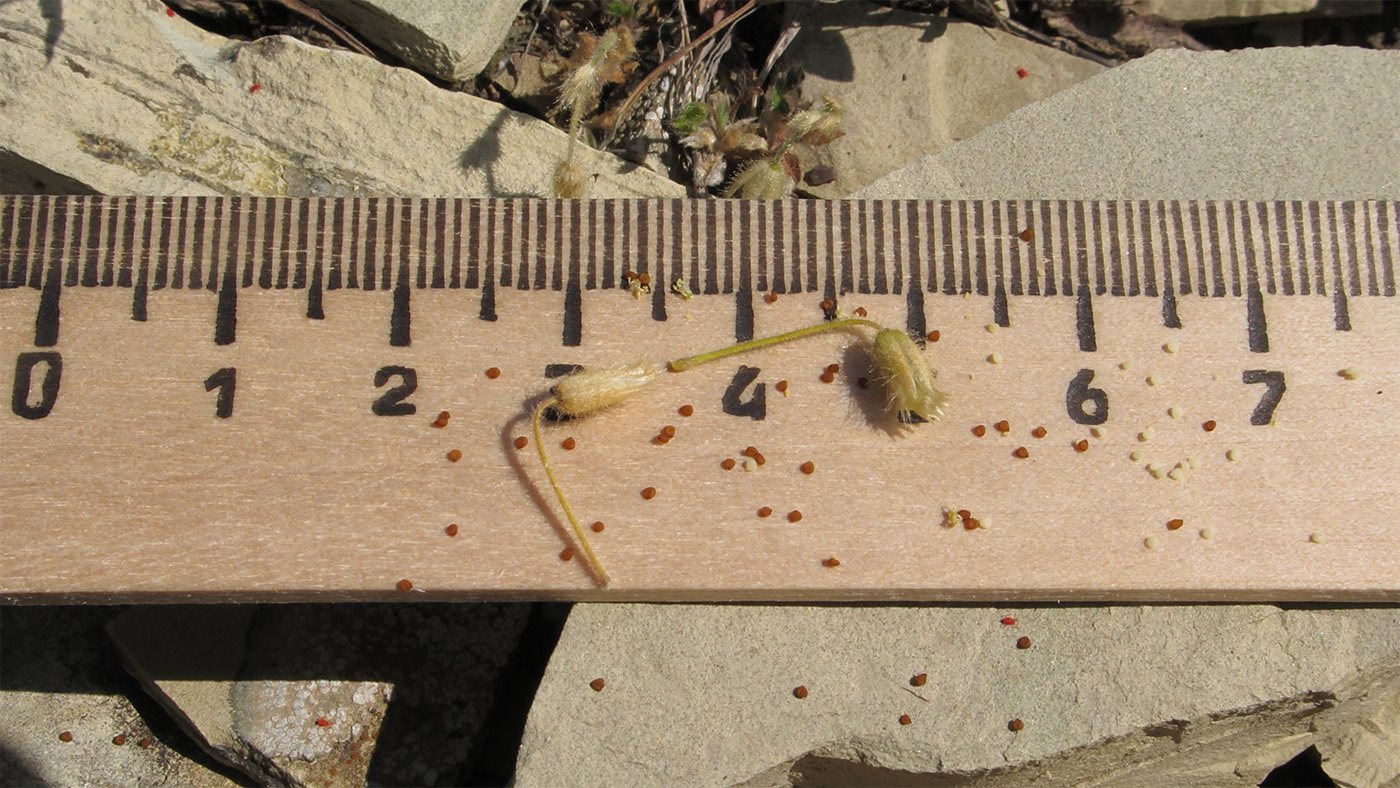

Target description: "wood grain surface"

left=2, top=196, right=1396, bottom=602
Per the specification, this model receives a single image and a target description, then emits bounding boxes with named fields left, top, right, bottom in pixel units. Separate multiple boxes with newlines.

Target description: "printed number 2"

left=1243, top=370, right=1285, bottom=425
left=373, top=366, right=417, bottom=416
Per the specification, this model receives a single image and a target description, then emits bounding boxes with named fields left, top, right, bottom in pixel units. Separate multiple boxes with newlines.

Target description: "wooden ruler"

left=2, top=196, right=1396, bottom=602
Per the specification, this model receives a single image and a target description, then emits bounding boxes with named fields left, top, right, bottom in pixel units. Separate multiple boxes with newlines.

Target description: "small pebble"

left=1163, top=340, right=1180, bottom=354
left=988, top=352, right=1003, bottom=364
left=1310, top=532, right=1327, bottom=544
left=1339, top=367, right=1363, bottom=380
left=1144, top=536, right=1161, bottom=550
left=1226, top=448, right=1240, bottom=462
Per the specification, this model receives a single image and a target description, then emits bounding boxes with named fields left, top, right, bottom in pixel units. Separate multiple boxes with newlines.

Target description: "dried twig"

left=602, top=0, right=760, bottom=146
left=270, top=0, right=375, bottom=58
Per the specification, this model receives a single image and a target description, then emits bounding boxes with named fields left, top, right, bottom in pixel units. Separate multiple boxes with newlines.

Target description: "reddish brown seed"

left=561, top=437, right=576, bottom=450
left=1018, top=228, right=1034, bottom=242
left=1167, top=518, right=1184, bottom=531
left=972, top=425, right=987, bottom=437
left=559, top=547, right=574, bottom=561
left=758, top=506, right=773, bottom=518
left=765, top=291, right=778, bottom=304
left=820, top=371, right=835, bottom=384
left=624, top=271, right=638, bottom=282
left=1016, top=636, right=1031, bottom=649
left=1013, top=446, right=1029, bottom=459
left=793, top=685, right=809, bottom=699
left=789, top=510, right=804, bottom=523
left=396, top=579, right=413, bottom=592
left=445, top=524, right=459, bottom=537
left=662, top=425, right=676, bottom=438
left=112, top=734, right=127, bottom=746
left=752, top=452, right=766, bottom=466
left=800, top=461, right=816, bottom=475
left=138, top=737, right=152, bottom=748
left=590, top=521, right=605, bottom=533
left=485, top=367, right=501, bottom=379
left=964, top=518, right=982, bottom=530
left=857, top=377, right=869, bottom=389
left=514, top=436, right=528, bottom=450
left=1074, top=439, right=1089, bottom=453
left=743, top=446, right=759, bottom=458
left=641, top=486, right=657, bottom=500
left=315, top=717, right=331, bottom=728
left=1032, top=426, right=1047, bottom=438
left=776, top=380, right=789, bottom=393
left=59, top=731, right=73, bottom=743
left=899, top=714, right=913, bottom=726
left=994, top=420, right=1010, bottom=434
left=1203, top=420, right=1217, bottom=432
left=446, top=449, right=463, bottom=462
left=826, top=363, right=841, bottom=374
left=637, top=273, right=651, bottom=286
left=653, top=434, right=671, bottom=445
left=1009, top=718, right=1025, bottom=732
left=433, top=411, right=450, bottom=427
left=721, top=458, right=736, bottom=470
left=854, top=307, right=868, bottom=317
left=910, top=673, right=928, bottom=687
left=821, top=556, right=839, bottom=567
left=957, top=509, right=972, bottom=520
left=589, top=678, right=606, bottom=692
left=679, top=404, right=694, bottom=417
left=819, top=298, right=835, bottom=312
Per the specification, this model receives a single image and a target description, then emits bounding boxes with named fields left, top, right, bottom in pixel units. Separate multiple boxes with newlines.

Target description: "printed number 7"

left=1243, top=370, right=1285, bottom=425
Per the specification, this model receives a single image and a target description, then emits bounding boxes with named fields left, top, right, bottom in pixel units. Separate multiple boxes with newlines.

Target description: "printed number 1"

left=204, top=367, right=235, bottom=418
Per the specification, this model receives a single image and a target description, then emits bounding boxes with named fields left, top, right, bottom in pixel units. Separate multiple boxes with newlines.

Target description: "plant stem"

left=667, top=317, right=884, bottom=372
left=532, top=397, right=610, bottom=587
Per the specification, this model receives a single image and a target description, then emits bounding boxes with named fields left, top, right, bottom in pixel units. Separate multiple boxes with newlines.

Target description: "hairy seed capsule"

left=871, top=329, right=949, bottom=423
left=552, top=362, right=661, bottom=418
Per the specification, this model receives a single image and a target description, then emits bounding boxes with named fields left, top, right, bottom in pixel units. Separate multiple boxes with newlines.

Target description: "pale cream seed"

left=1186, top=456, right=1201, bottom=470
left=1090, top=426, right=1107, bottom=439
left=1146, top=375, right=1162, bottom=387
left=1144, top=536, right=1160, bottom=550
left=1199, top=527, right=1216, bottom=540
left=1129, top=450, right=1144, bottom=462
left=988, top=352, right=1003, bottom=364
left=1163, top=340, right=1180, bottom=354
left=986, top=323, right=999, bottom=334
left=1168, top=406, right=1183, bottom=419
left=1310, top=531, right=1327, bottom=544
left=1138, top=427, right=1155, bottom=442
left=1340, top=366, right=1363, bottom=380
left=1147, top=462, right=1166, bottom=479
left=1119, top=360, right=1134, bottom=371
left=1226, top=448, right=1240, bottom=462
left=742, top=457, right=759, bottom=472
left=1167, top=467, right=1184, bottom=481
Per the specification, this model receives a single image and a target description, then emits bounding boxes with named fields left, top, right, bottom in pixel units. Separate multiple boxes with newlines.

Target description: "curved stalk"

left=532, top=397, right=610, bottom=587
left=667, top=317, right=883, bottom=372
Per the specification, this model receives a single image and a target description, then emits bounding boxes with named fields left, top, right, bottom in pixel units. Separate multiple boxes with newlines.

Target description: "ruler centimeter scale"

left=1, top=196, right=1396, bottom=601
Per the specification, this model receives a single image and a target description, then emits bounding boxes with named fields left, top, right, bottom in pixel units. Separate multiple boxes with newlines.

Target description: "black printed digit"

left=372, top=366, right=417, bottom=416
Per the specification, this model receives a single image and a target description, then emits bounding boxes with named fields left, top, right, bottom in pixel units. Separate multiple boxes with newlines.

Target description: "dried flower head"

left=724, top=157, right=794, bottom=199
left=788, top=96, right=845, bottom=147
left=552, top=159, right=589, bottom=199
left=552, top=362, right=661, bottom=418
left=871, top=329, right=949, bottom=423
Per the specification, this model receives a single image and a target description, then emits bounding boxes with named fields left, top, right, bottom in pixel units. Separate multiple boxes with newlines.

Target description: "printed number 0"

left=1066, top=369, right=1108, bottom=426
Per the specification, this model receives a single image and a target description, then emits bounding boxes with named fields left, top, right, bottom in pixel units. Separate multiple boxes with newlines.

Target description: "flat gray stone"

left=515, top=604, right=1400, bottom=787
left=855, top=46, right=1400, bottom=201
left=0, top=0, right=681, bottom=198
left=0, top=606, right=247, bottom=788
left=108, top=603, right=530, bottom=788
left=789, top=3, right=1104, bottom=197
left=303, top=0, right=526, bottom=83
